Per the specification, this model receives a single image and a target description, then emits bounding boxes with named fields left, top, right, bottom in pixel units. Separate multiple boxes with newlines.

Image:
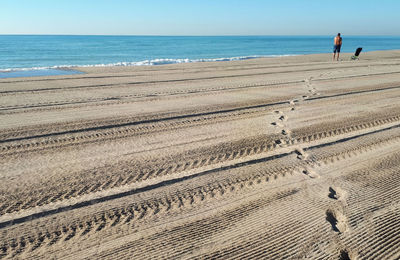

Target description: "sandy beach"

left=1, top=50, right=400, bottom=259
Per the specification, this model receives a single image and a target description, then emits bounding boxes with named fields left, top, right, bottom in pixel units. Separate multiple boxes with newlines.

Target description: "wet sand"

left=1, top=50, right=400, bottom=259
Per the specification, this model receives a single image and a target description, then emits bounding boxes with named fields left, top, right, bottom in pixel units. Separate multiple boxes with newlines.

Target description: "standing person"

left=333, top=33, right=342, bottom=61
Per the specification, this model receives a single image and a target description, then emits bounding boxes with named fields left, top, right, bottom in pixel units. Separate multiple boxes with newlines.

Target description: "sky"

left=1, top=0, right=399, bottom=36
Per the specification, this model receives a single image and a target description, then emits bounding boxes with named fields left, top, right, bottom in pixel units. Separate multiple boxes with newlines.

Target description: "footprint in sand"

left=328, top=187, right=339, bottom=200
left=279, top=115, right=288, bottom=121
left=294, top=148, right=309, bottom=160
left=328, top=186, right=348, bottom=202
left=301, top=168, right=319, bottom=178
left=339, top=249, right=358, bottom=260
left=326, top=209, right=348, bottom=234
left=271, top=122, right=284, bottom=127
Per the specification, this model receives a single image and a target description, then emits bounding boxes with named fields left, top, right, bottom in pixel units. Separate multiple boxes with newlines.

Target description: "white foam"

left=0, top=55, right=296, bottom=72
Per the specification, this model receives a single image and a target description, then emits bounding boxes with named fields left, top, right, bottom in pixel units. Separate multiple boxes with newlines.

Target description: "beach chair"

left=351, top=47, right=362, bottom=60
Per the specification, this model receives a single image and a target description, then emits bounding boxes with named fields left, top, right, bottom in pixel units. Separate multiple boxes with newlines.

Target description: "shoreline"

left=1, top=49, right=400, bottom=78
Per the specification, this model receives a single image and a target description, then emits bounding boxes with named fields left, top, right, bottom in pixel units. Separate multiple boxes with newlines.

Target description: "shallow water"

left=0, top=69, right=83, bottom=78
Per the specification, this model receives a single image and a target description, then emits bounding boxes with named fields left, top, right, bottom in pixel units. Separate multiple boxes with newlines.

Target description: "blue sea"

left=1, top=35, right=400, bottom=78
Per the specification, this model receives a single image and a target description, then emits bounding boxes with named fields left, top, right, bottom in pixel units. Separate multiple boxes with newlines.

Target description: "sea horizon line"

left=1, top=34, right=400, bottom=37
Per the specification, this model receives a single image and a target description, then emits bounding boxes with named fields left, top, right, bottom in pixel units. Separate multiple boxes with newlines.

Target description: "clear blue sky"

left=1, top=0, right=399, bottom=35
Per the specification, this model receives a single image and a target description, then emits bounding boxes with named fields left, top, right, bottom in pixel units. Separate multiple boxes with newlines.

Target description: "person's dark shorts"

left=333, top=44, right=341, bottom=53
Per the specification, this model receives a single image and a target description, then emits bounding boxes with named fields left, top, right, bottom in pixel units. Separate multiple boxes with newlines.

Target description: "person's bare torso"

left=334, top=36, right=342, bottom=46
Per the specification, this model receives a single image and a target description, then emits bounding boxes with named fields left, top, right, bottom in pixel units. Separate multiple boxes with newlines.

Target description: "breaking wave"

left=0, top=55, right=295, bottom=72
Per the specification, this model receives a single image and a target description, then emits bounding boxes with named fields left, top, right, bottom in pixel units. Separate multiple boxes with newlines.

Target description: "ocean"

left=1, top=35, right=400, bottom=77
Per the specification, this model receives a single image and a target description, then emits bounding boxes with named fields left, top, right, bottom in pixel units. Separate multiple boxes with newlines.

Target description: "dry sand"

left=1, top=50, right=400, bottom=259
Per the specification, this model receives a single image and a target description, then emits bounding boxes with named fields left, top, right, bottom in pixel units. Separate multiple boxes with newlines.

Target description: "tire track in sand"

left=1, top=123, right=400, bottom=258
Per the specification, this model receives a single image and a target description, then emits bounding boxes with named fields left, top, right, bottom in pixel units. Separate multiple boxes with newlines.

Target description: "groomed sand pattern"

left=1, top=50, right=400, bottom=259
